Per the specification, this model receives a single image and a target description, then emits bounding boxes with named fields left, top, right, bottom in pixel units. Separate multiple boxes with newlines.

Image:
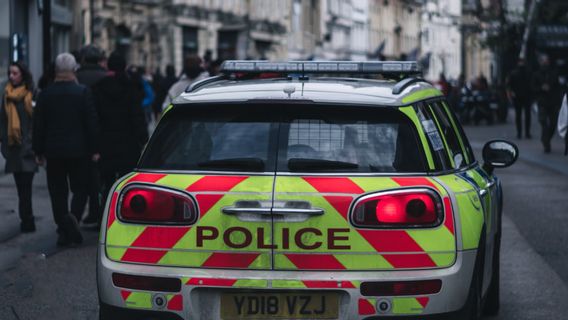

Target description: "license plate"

left=220, top=291, right=339, bottom=319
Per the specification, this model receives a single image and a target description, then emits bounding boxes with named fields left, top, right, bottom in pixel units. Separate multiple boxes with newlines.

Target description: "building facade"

left=84, top=0, right=289, bottom=75
left=421, top=0, right=462, bottom=81
left=0, top=0, right=76, bottom=85
left=368, top=0, right=423, bottom=61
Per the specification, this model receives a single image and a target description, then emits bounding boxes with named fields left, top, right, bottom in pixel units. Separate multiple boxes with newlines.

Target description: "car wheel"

left=463, top=266, right=483, bottom=320
left=483, top=234, right=501, bottom=315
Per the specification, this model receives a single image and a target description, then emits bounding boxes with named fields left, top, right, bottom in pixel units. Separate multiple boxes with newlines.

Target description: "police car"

left=97, top=61, right=518, bottom=320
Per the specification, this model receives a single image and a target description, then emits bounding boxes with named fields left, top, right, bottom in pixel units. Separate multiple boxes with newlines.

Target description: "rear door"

left=105, top=105, right=279, bottom=270
left=272, top=105, right=457, bottom=271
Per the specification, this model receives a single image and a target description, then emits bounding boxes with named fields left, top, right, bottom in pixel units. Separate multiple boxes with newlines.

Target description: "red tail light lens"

left=351, top=188, right=442, bottom=228
left=360, top=280, right=442, bottom=296
left=112, top=273, right=181, bottom=292
left=119, top=185, right=198, bottom=224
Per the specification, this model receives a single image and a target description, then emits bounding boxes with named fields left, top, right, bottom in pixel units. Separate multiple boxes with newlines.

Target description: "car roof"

left=172, top=77, right=443, bottom=107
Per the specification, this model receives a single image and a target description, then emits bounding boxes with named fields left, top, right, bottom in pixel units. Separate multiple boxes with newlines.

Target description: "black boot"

left=64, top=214, right=83, bottom=244
left=20, top=219, right=36, bottom=233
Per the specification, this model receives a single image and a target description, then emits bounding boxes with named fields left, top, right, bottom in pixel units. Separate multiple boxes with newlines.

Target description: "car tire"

left=461, top=229, right=485, bottom=320
left=483, top=234, right=501, bottom=315
left=463, top=262, right=483, bottom=320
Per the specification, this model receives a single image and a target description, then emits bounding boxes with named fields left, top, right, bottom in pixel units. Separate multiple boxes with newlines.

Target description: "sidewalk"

left=0, top=167, right=97, bottom=272
left=464, top=112, right=568, bottom=176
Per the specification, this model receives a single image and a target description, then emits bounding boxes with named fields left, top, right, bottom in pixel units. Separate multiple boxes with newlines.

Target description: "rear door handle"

left=272, top=208, right=324, bottom=216
left=222, top=207, right=272, bottom=215
left=222, top=207, right=324, bottom=215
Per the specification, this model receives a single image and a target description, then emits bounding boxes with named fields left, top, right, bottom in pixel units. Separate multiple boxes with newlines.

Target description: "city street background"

left=0, top=113, right=568, bottom=320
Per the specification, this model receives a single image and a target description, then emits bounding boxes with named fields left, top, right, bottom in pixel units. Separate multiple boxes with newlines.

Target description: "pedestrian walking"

left=32, top=53, right=100, bottom=246
left=507, top=59, right=532, bottom=139
left=532, top=54, right=562, bottom=153
left=92, top=52, right=148, bottom=211
left=0, top=62, right=37, bottom=232
left=162, top=55, right=209, bottom=110
left=154, top=64, right=177, bottom=119
left=76, top=44, right=106, bottom=228
left=76, top=45, right=107, bottom=87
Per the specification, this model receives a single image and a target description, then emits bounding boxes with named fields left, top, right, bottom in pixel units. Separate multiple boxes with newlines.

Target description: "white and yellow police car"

left=97, top=61, right=517, bottom=320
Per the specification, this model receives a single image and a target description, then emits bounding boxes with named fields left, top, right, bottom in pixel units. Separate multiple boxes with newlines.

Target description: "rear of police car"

left=98, top=61, right=478, bottom=320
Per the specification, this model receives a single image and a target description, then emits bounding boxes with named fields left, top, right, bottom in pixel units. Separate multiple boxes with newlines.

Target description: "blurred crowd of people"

left=435, top=53, right=568, bottom=154
left=0, top=44, right=216, bottom=245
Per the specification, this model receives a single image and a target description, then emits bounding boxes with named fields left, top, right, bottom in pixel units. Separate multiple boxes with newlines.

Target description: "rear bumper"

left=97, top=245, right=476, bottom=319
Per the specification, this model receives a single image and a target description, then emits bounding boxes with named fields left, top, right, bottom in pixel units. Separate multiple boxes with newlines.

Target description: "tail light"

left=351, top=188, right=443, bottom=228
left=118, top=185, right=198, bottom=224
left=112, top=273, right=181, bottom=292
left=360, top=280, right=442, bottom=296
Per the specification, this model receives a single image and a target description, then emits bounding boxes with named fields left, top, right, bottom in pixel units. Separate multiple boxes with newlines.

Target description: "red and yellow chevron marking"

left=358, top=298, right=377, bottom=315
left=358, top=297, right=429, bottom=315
left=106, top=173, right=457, bottom=270
left=273, top=176, right=456, bottom=270
left=106, top=173, right=271, bottom=269
left=120, top=290, right=183, bottom=311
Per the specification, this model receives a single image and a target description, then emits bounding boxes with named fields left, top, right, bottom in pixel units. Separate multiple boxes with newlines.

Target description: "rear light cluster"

left=351, top=188, right=443, bottom=228
left=361, top=280, right=442, bottom=296
left=112, top=273, right=181, bottom=292
left=118, top=185, right=198, bottom=224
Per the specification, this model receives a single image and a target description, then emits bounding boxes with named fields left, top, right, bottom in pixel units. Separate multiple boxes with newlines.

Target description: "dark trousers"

left=100, top=165, right=132, bottom=207
left=513, top=98, right=531, bottom=136
left=538, top=104, right=559, bottom=149
left=13, top=172, right=34, bottom=223
left=46, top=157, right=89, bottom=232
left=86, top=162, right=101, bottom=220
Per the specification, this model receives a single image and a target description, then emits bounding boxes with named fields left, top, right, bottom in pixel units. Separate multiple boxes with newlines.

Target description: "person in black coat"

left=75, top=44, right=107, bottom=228
left=93, top=52, right=148, bottom=206
left=33, top=53, right=100, bottom=246
left=507, top=59, right=532, bottom=139
left=532, top=54, right=562, bottom=153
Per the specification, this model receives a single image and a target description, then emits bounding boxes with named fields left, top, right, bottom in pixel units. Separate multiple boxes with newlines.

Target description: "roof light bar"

left=220, top=60, right=420, bottom=75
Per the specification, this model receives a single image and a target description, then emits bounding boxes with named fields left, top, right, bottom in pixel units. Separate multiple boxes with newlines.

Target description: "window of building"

left=182, top=27, right=198, bottom=58
left=0, top=0, right=9, bottom=84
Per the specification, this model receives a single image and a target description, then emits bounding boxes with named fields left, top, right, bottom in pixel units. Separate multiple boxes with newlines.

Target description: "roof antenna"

left=283, top=85, right=296, bottom=98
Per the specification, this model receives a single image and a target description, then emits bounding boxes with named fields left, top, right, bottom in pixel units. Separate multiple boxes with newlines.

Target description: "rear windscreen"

left=139, top=104, right=427, bottom=173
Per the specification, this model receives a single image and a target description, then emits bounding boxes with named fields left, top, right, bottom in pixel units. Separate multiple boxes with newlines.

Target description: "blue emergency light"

left=220, top=60, right=421, bottom=75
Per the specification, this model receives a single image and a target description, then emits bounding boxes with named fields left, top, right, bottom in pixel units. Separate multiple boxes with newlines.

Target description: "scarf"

left=4, top=82, right=33, bottom=146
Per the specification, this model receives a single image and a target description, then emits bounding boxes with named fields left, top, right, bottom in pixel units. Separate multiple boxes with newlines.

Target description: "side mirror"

left=482, top=140, right=518, bottom=173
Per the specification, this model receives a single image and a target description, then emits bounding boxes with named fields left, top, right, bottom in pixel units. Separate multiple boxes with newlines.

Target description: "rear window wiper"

left=198, top=158, right=265, bottom=171
left=288, top=158, right=359, bottom=171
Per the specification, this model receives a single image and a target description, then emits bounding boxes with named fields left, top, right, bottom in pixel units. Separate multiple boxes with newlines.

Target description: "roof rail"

left=392, top=77, right=430, bottom=95
left=185, top=75, right=227, bottom=93
left=220, top=60, right=421, bottom=76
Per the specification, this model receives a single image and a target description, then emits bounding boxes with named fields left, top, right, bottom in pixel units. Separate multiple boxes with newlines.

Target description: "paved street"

left=0, top=113, right=567, bottom=320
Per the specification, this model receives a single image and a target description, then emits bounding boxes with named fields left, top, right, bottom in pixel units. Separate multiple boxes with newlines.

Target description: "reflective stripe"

left=441, top=101, right=470, bottom=163
left=427, top=102, right=455, bottom=168
left=392, top=297, right=424, bottom=314
left=123, top=291, right=152, bottom=309
left=358, top=298, right=377, bottom=315
left=399, top=106, right=435, bottom=169
left=271, top=280, right=306, bottom=288
left=401, top=88, right=443, bottom=104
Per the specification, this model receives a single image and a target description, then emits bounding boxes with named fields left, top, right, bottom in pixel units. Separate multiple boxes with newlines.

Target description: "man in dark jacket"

left=92, top=51, right=148, bottom=211
left=532, top=54, right=562, bottom=153
left=33, top=53, right=100, bottom=246
left=76, top=44, right=106, bottom=228
left=76, top=45, right=107, bottom=87
left=507, top=59, right=532, bottom=139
